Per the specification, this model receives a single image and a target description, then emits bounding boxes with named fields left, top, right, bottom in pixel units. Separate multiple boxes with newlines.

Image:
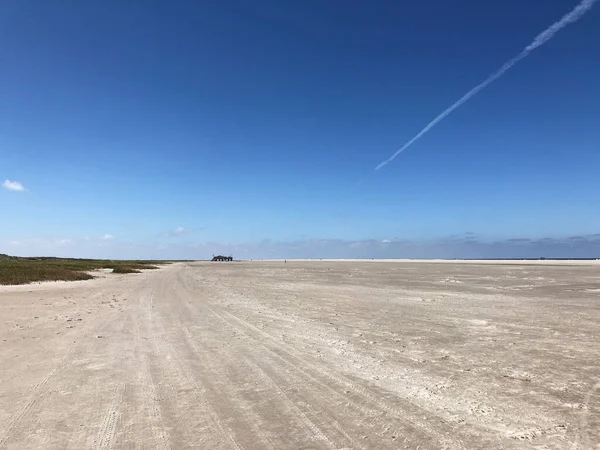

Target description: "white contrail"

left=375, top=0, right=598, bottom=171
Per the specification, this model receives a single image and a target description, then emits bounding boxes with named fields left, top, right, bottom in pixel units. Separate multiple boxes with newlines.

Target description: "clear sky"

left=1, top=0, right=599, bottom=259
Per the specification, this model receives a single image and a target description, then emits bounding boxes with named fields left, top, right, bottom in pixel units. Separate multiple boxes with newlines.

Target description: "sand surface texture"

left=1, top=261, right=599, bottom=449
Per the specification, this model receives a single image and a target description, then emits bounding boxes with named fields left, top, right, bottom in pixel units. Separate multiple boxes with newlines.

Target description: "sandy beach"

left=1, top=260, right=598, bottom=449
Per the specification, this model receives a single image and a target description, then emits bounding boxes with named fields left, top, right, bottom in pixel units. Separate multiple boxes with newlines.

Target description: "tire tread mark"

left=141, top=353, right=171, bottom=450
left=0, top=340, right=81, bottom=446
left=140, top=292, right=173, bottom=450
left=212, top=308, right=459, bottom=449
left=242, top=356, right=358, bottom=450
left=147, top=292, right=243, bottom=450
left=179, top=325, right=278, bottom=450
left=171, top=284, right=339, bottom=450
left=94, top=384, right=124, bottom=450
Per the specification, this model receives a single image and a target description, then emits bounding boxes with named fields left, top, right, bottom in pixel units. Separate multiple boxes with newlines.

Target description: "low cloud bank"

left=3, top=235, right=599, bottom=260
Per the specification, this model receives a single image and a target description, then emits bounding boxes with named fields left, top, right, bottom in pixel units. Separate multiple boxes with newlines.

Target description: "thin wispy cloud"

left=375, top=0, right=598, bottom=171
left=167, top=226, right=202, bottom=237
left=102, top=234, right=115, bottom=240
left=3, top=180, right=25, bottom=192
left=160, top=227, right=201, bottom=238
left=170, top=226, right=186, bottom=236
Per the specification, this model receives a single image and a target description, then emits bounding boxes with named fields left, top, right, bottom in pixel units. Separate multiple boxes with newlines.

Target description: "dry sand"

left=0, top=261, right=598, bottom=449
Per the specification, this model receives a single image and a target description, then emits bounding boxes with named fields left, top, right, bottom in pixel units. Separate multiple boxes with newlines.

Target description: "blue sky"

left=1, top=0, right=599, bottom=259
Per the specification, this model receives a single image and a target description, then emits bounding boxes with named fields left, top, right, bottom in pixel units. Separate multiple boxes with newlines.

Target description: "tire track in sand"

left=175, top=267, right=341, bottom=449
left=138, top=291, right=172, bottom=450
left=94, top=384, right=125, bottom=450
left=171, top=289, right=341, bottom=450
left=144, top=288, right=242, bottom=450
left=178, top=324, right=279, bottom=450
left=210, top=307, right=464, bottom=449
left=179, top=268, right=435, bottom=448
left=241, top=356, right=365, bottom=450
left=0, top=324, right=90, bottom=447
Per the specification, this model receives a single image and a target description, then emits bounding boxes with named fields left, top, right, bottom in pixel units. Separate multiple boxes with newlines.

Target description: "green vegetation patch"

left=0, top=261, right=95, bottom=285
left=111, top=266, right=142, bottom=274
left=0, top=255, right=166, bottom=285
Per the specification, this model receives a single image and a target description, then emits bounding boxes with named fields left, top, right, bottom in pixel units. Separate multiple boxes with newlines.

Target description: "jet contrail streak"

left=375, top=0, right=597, bottom=171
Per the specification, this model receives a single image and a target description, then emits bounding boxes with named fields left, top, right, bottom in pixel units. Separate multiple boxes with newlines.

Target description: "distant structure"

left=211, top=254, right=233, bottom=262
